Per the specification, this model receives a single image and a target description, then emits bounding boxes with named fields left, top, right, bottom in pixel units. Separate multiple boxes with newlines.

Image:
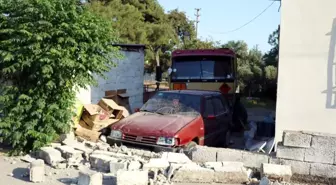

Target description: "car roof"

left=160, top=90, right=222, bottom=96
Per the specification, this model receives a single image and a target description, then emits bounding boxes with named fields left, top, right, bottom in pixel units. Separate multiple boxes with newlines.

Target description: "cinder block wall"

left=273, top=130, right=336, bottom=178
left=91, top=48, right=144, bottom=111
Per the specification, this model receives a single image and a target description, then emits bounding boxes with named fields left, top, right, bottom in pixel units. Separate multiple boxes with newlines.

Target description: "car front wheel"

left=182, top=141, right=197, bottom=157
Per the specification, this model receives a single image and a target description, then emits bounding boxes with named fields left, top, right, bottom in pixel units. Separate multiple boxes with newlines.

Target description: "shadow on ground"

left=12, top=167, right=29, bottom=182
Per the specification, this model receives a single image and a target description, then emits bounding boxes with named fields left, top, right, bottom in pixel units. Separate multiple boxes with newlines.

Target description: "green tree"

left=263, top=25, right=279, bottom=67
left=87, top=0, right=147, bottom=44
left=167, top=9, right=196, bottom=49
left=222, top=41, right=264, bottom=96
left=0, top=0, right=120, bottom=155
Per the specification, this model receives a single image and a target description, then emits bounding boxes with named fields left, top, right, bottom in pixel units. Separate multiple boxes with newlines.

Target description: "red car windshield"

left=140, top=92, right=201, bottom=116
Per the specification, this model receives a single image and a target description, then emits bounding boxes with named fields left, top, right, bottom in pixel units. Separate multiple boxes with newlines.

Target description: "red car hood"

left=111, top=112, right=197, bottom=137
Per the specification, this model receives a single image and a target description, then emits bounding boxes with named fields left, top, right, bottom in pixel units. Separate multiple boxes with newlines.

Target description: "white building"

left=275, top=0, right=336, bottom=143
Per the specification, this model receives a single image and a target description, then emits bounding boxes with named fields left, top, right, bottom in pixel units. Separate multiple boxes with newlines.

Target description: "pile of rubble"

left=18, top=132, right=293, bottom=185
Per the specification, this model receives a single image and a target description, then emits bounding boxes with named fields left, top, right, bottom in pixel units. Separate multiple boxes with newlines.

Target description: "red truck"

left=107, top=90, right=232, bottom=154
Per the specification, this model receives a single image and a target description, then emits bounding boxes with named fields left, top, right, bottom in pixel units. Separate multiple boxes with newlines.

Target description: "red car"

left=107, top=90, right=232, bottom=154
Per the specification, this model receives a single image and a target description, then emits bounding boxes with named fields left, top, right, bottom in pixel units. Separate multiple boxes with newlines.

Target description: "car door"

left=202, top=96, right=218, bottom=146
left=212, top=95, right=231, bottom=145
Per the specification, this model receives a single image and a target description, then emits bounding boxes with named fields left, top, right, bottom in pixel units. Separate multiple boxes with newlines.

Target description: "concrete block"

left=171, top=163, right=215, bottom=183
left=78, top=169, right=103, bottom=185
left=143, top=158, right=170, bottom=170
left=311, top=135, right=336, bottom=151
left=216, top=148, right=243, bottom=162
left=213, top=165, right=249, bottom=184
left=109, top=161, right=127, bottom=174
left=203, top=162, right=223, bottom=169
left=283, top=130, right=312, bottom=148
left=276, top=145, right=305, bottom=161
left=304, top=147, right=334, bottom=164
left=310, top=163, right=336, bottom=178
left=277, top=159, right=310, bottom=175
left=89, top=154, right=118, bottom=172
left=38, top=147, right=65, bottom=166
left=261, top=163, right=292, bottom=182
left=116, top=170, right=148, bottom=185
left=190, top=146, right=217, bottom=163
left=127, top=161, right=142, bottom=170
left=242, top=151, right=270, bottom=169
left=30, top=159, right=45, bottom=183
left=55, top=145, right=83, bottom=159
left=161, top=152, right=192, bottom=164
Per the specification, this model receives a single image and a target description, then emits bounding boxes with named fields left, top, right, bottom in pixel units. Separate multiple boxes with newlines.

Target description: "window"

left=171, top=56, right=233, bottom=80
left=213, top=97, right=228, bottom=115
left=204, top=99, right=215, bottom=117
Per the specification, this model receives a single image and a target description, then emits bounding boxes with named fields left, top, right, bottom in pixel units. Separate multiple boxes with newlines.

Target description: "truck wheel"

left=183, top=141, right=197, bottom=157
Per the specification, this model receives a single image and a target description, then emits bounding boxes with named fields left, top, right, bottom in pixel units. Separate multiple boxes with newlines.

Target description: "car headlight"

left=110, top=130, right=122, bottom=139
left=156, top=137, right=175, bottom=146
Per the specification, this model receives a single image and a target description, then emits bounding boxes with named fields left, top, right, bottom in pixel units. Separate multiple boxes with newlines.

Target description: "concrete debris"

left=172, top=163, right=214, bottom=183
left=143, top=158, right=170, bottom=170
left=30, top=159, right=45, bottom=183
left=38, top=147, right=65, bottom=167
left=160, top=152, right=191, bottom=164
left=213, top=165, right=249, bottom=184
left=109, top=161, right=127, bottom=174
left=85, top=141, right=97, bottom=149
left=20, top=154, right=36, bottom=163
left=99, top=135, right=107, bottom=143
left=259, top=177, right=271, bottom=185
left=89, top=154, right=118, bottom=172
left=261, top=163, right=292, bottom=182
left=128, top=160, right=142, bottom=170
left=78, top=168, right=103, bottom=185
left=116, top=170, right=148, bottom=185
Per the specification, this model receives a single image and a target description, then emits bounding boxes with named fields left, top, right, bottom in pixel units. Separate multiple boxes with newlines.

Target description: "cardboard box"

left=98, top=98, right=124, bottom=119
left=78, top=119, right=91, bottom=130
left=75, top=126, right=101, bottom=142
left=82, top=114, right=119, bottom=131
left=72, top=99, right=84, bottom=127
left=82, top=104, right=109, bottom=122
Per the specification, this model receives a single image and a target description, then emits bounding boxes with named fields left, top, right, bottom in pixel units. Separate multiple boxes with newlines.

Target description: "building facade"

left=275, top=0, right=336, bottom=143
left=76, top=44, right=145, bottom=112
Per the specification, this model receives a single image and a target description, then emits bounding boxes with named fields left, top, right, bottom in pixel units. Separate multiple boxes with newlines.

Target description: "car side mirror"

left=206, top=115, right=216, bottom=120
left=134, top=108, right=140, bottom=112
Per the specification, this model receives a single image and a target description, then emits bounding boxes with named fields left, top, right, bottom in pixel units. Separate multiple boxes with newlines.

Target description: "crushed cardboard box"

left=104, top=89, right=131, bottom=112
left=73, top=97, right=130, bottom=142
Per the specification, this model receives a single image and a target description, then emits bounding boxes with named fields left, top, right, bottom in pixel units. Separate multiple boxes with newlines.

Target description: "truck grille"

left=123, top=134, right=157, bottom=144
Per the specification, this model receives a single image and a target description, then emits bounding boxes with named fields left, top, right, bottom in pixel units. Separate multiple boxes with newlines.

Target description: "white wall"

left=276, top=0, right=336, bottom=143
left=91, top=49, right=144, bottom=111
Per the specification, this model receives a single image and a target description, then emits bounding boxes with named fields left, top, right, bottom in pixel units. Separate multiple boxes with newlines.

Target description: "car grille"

left=123, top=134, right=157, bottom=144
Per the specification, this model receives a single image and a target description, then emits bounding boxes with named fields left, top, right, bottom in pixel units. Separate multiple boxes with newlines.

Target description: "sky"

left=157, top=0, right=281, bottom=53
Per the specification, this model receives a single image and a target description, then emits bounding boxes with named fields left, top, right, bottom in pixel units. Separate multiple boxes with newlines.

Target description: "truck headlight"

left=157, top=137, right=175, bottom=146
left=110, top=130, right=122, bottom=139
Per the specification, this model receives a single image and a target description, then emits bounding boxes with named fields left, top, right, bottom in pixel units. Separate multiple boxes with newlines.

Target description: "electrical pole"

left=195, top=8, right=201, bottom=38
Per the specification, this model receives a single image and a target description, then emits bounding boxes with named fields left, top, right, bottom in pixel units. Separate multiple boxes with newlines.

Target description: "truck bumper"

left=106, top=136, right=181, bottom=153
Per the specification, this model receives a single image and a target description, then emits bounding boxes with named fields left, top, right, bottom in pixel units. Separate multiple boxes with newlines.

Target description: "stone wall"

left=91, top=46, right=145, bottom=112
left=191, top=130, right=336, bottom=179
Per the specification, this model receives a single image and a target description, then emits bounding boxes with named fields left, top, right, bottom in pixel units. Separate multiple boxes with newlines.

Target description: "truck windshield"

left=171, top=56, right=233, bottom=80
left=140, top=92, right=201, bottom=116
